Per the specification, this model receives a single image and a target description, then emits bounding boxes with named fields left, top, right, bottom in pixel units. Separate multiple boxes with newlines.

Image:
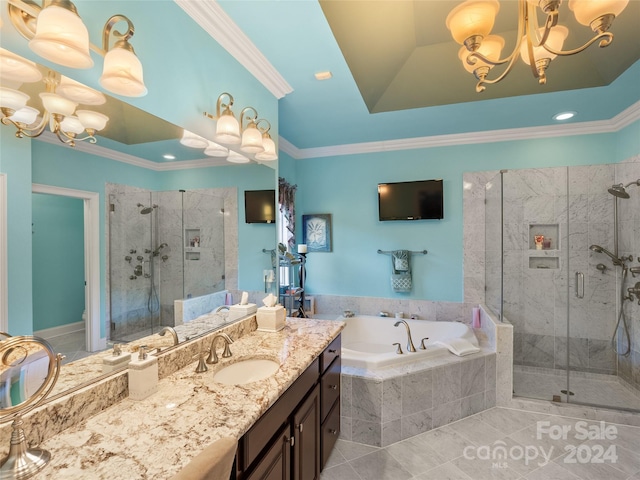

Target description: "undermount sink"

left=213, top=358, right=280, bottom=385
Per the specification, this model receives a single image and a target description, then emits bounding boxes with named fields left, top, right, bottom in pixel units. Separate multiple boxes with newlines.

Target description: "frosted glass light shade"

left=0, top=49, right=42, bottom=83
left=569, top=0, right=629, bottom=26
left=446, top=0, right=500, bottom=45
left=76, top=110, right=109, bottom=131
left=100, top=46, right=147, bottom=97
left=240, top=124, right=264, bottom=153
left=0, top=87, right=30, bottom=111
left=255, top=135, right=277, bottom=161
left=204, top=141, right=229, bottom=157
left=520, top=26, right=569, bottom=64
left=458, top=34, right=504, bottom=73
left=39, top=92, right=77, bottom=116
left=57, top=76, right=106, bottom=105
left=214, top=113, right=241, bottom=144
left=226, top=151, right=250, bottom=164
left=10, top=106, right=39, bottom=125
left=60, top=115, right=85, bottom=134
left=29, top=5, right=93, bottom=69
left=180, top=130, right=209, bottom=149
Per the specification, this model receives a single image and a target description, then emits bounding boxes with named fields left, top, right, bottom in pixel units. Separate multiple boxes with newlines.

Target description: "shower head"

left=589, top=244, right=622, bottom=265
left=608, top=184, right=630, bottom=199
left=137, top=203, right=157, bottom=214
left=608, top=180, right=640, bottom=199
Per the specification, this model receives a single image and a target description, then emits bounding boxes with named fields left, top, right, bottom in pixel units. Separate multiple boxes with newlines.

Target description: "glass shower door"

left=108, top=191, right=159, bottom=342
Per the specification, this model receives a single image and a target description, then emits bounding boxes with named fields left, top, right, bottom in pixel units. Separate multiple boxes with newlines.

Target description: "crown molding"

left=35, top=132, right=231, bottom=170
left=282, top=100, right=640, bottom=160
left=174, top=0, right=293, bottom=99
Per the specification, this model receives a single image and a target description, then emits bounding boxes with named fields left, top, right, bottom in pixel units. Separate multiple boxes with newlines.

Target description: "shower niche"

left=528, top=223, right=559, bottom=269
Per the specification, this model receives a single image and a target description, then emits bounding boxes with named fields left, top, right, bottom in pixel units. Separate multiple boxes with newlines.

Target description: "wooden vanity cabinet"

left=237, top=334, right=341, bottom=480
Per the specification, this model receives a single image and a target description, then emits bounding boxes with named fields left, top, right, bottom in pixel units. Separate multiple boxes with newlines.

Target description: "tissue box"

left=256, top=305, right=286, bottom=332
left=228, top=303, right=257, bottom=321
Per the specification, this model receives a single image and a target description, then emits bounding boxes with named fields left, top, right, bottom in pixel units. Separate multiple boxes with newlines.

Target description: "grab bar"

left=575, top=272, right=585, bottom=299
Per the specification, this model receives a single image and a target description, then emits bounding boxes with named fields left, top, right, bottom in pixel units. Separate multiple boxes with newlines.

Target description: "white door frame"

left=0, top=174, right=7, bottom=333
left=32, top=184, right=103, bottom=352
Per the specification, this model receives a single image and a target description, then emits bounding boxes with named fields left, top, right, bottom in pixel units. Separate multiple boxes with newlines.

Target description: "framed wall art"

left=302, top=214, right=332, bottom=252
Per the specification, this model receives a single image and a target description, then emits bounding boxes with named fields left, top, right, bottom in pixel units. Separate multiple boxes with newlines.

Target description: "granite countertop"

left=33, top=317, right=344, bottom=479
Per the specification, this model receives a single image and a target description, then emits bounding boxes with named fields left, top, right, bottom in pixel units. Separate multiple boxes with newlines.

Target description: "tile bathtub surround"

left=321, top=406, right=640, bottom=480
left=3, top=318, right=343, bottom=479
left=341, top=350, right=497, bottom=447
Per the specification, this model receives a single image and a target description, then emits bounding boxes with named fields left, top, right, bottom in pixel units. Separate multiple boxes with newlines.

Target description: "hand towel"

left=170, top=437, right=237, bottom=480
left=391, top=250, right=412, bottom=292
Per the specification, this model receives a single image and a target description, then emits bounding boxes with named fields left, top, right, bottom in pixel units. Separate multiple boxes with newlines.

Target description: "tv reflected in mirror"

left=245, top=189, right=276, bottom=224
left=378, top=179, right=443, bottom=221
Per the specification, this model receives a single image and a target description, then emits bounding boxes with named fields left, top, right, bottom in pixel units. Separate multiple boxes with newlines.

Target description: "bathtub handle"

left=393, top=342, right=403, bottom=354
left=419, top=338, right=429, bottom=350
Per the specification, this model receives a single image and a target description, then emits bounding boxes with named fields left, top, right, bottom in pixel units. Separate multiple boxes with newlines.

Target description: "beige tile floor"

left=321, top=407, right=640, bottom=480
left=44, top=330, right=101, bottom=364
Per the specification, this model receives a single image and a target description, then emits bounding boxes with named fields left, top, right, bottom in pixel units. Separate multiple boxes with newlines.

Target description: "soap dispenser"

left=128, top=345, right=159, bottom=401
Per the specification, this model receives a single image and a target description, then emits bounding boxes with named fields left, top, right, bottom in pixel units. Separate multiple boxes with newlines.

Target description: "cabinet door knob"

left=296, top=423, right=303, bottom=433
left=287, top=436, right=295, bottom=447
left=329, top=429, right=338, bottom=436
left=328, top=384, right=337, bottom=390
left=328, top=349, right=337, bottom=353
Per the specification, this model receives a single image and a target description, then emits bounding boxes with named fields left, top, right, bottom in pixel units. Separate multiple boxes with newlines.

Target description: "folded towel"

left=391, top=273, right=412, bottom=292
left=434, top=338, right=480, bottom=357
left=170, top=437, right=237, bottom=480
left=392, top=250, right=410, bottom=272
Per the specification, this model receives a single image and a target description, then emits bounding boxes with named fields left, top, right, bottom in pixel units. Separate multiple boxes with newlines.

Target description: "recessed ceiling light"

left=553, top=111, right=575, bottom=121
left=314, top=71, right=332, bottom=81
left=163, top=154, right=176, bottom=160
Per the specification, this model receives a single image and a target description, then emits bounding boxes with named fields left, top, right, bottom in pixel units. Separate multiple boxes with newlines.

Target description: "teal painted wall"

left=0, top=0, right=279, bottom=337
left=32, top=194, right=85, bottom=331
left=293, top=124, right=640, bottom=302
left=0, top=129, right=33, bottom=335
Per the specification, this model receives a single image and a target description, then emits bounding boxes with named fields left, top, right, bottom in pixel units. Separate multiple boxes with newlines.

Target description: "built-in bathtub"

left=340, top=315, right=479, bottom=369
left=336, top=314, right=495, bottom=447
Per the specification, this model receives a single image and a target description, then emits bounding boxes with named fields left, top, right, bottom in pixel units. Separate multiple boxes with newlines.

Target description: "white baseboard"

left=35, top=321, right=85, bottom=339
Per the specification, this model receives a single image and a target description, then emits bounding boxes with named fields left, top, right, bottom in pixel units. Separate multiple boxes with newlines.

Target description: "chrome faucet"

left=158, top=326, right=179, bottom=345
left=394, top=320, right=416, bottom=352
left=206, top=333, right=234, bottom=364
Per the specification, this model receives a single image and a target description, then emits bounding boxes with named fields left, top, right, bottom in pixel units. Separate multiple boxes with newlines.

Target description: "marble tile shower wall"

left=106, top=184, right=237, bottom=339
left=615, top=156, right=640, bottom=390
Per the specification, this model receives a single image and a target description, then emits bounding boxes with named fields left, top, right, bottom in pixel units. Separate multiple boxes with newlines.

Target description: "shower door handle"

left=575, top=272, right=585, bottom=299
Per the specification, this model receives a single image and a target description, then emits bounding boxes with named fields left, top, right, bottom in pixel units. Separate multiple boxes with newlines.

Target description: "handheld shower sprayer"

left=589, top=245, right=623, bottom=266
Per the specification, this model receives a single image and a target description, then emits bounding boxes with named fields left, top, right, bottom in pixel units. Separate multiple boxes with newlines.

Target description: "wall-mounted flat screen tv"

left=245, top=189, right=276, bottom=224
left=378, top=179, right=443, bottom=221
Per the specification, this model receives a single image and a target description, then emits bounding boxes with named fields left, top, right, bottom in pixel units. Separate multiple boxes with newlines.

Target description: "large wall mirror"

left=1, top=49, right=278, bottom=399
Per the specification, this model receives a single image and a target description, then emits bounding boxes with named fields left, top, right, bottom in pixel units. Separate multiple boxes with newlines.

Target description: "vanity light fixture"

left=446, top=0, right=629, bottom=92
left=0, top=69, right=109, bottom=147
left=6, top=0, right=147, bottom=97
left=205, top=92, right=241, bottom=145
left=255, top=119, right=278, bottom=161
left=226, top=150, right=250, bottom=164
left=203, top=141, right=229, bottom=158
left=203, top=92, right=278, bottom=161
left=239, top=107, right=264, bottom=154
left=179, top=129, right=209, bottom=149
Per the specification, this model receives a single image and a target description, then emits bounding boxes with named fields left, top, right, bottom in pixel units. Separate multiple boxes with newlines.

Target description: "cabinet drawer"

left=320, top=357, right=340, bottom=423
left=241, top=357, right=319, bottom=471
left=320, top=335, right=340, bottom=374
left=321, top=400, right=340, bottom=470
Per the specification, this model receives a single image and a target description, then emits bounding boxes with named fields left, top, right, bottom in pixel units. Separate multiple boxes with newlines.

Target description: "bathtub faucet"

left=394, top=320, right=416, bottom=353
